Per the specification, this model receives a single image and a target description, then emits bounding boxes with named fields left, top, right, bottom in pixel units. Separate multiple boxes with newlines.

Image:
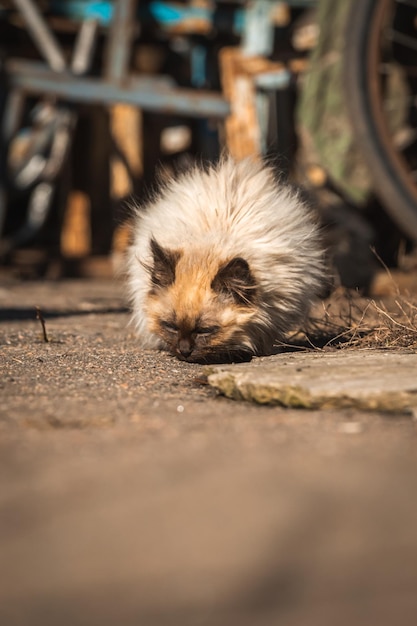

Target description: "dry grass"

left=299, top=283, right=417, bottom=352
left=304, top=288, right=417, bottom=351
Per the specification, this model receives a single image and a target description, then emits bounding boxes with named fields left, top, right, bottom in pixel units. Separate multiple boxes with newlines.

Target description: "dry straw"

left=306, top=289, right=417, bottom=351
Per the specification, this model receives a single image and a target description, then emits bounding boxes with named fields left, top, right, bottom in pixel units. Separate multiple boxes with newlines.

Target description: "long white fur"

left=127, top=156, right=325, bottom=351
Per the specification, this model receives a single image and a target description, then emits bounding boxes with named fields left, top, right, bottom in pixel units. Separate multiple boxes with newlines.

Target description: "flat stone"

left=205, top=350, right=417, bottom=413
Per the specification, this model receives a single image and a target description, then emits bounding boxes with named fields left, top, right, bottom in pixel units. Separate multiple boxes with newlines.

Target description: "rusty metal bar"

left=104, top=0, right=137, bottom=83
left=12, top=0, right=67, bottom=72
left=6, top=59, right=230, bottom=118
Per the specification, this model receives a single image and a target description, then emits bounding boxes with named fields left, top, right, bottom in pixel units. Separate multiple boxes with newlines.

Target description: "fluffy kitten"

left=127, top=156, right=325, bottom=363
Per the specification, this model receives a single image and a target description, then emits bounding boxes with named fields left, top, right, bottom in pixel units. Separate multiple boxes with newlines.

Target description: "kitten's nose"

left=178, top=338, right=193, bottom=358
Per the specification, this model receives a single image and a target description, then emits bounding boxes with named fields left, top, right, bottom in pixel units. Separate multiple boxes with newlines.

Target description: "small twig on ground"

left=370, top=299, right=417, bottom=334
left=35, top=306, right=49, bottom=343
left=370, top=245, right=398, bottom=293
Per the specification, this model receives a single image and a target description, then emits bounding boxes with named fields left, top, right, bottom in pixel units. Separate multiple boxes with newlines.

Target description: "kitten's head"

left=144, top=238, right=259, bottom=363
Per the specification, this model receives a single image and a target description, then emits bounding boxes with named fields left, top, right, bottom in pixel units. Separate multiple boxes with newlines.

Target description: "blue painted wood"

left=6, top=60, right=231, bottom=118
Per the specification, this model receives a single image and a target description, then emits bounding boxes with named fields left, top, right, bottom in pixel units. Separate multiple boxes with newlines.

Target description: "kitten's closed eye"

left=160, top=320, right=178, bottom=333
left=160, top=320, right=219, bottom=336
left=195, top=326, right=220, bottom=336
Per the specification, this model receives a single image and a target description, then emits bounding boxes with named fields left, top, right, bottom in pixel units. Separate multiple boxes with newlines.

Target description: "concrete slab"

left=205, top=350, right=417, bottom=413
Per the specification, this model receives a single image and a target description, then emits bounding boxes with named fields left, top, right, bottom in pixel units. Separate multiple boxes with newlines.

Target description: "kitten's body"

left=127, top=157, right=325, bottom=362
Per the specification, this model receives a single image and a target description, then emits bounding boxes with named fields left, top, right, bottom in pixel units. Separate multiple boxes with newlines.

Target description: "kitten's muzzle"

left=177, top=337, right=193, bottom=359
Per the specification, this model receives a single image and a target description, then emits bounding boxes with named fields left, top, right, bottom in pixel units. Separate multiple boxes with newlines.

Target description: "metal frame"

left=0, top=0, right=306, bottom=254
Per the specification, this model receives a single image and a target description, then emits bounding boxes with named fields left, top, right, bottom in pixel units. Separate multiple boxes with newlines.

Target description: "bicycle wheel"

left=345, top=0, right=417, bottom=242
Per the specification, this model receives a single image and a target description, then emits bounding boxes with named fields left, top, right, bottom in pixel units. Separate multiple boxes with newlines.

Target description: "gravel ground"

left=1, top=277, right=417, bottom=625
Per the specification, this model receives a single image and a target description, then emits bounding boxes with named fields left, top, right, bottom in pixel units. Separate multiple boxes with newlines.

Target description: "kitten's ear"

left=211, top=257, right=257, bottom=305
left=149, top=238, right=181, bottom=289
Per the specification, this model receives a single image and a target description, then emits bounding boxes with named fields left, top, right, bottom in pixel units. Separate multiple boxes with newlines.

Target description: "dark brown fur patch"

left=149, top=238, right=182, bottom=290
left=211, top=257, right=257, bottom=305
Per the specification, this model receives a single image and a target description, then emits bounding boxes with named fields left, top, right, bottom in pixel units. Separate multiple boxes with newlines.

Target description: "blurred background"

left=1, top=0, right=417, bottom=290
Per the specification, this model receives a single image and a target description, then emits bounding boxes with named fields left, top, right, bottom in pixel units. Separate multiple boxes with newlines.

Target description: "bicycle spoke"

left=379, top=63, right=417, bottom=77
left=393, top=127, right=417, bottom=149
left=387, top=28, right=417, bottom=51
left=396, top=0, right=417, bottom=10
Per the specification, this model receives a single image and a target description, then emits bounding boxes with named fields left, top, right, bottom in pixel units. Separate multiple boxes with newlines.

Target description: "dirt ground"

left=1, top=276, right=417, bottom=626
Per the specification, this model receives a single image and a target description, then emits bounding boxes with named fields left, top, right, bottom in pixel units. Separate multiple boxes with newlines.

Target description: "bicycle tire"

left=345, top=0, right=417, bottom=242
